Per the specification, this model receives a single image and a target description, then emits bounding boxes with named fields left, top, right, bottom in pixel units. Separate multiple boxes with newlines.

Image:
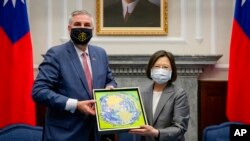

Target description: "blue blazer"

left=32, top=41, right=117, bottom=141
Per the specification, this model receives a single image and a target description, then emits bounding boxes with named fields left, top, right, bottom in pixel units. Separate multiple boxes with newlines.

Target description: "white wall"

left=28, top=0, right=234, bottom=70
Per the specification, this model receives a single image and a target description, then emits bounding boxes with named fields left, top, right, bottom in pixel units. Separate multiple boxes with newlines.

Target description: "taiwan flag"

left=0, top=0, right=36, bottom=127
left=227, top=0, right=250, bottom=124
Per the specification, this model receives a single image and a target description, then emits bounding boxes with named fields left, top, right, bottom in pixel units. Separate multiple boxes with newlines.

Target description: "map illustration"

left=100, top=93, right=140, bottom=125
left=94, top=89, right=147, bottom=132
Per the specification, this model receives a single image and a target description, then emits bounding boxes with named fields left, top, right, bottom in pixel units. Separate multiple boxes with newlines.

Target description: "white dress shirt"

left=122, top=0, right=140, bottom=18
left=152, top=91, right=162, bottom=117
left=65, top=44, right=92, bottom=113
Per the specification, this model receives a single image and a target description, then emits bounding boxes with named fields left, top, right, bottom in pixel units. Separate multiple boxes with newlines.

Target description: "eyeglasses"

left=152, top=66, right=171, bottom=70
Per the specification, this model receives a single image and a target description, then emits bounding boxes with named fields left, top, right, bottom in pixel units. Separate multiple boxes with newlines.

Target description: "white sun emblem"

left=242, top=0, right=247, bottom=6
left=3, top=0, right=25, bottom=7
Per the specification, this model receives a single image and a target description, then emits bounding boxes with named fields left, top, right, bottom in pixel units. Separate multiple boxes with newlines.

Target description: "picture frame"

left=96, top=0, right=168, bottom=35
left=93, top=87, right=148, bottom=134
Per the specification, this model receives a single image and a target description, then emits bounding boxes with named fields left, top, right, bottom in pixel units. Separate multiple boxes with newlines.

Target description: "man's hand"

left=77, top=100, right=96, bottom=115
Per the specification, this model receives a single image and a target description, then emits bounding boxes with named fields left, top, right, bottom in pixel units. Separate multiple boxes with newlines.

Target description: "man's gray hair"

left=68, top=10, right=94, bottom=25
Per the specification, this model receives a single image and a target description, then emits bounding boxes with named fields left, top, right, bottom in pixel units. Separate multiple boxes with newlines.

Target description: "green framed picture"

left=93, top=87, right=147, bottom=134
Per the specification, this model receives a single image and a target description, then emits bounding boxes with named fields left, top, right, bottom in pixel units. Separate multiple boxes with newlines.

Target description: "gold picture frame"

left=96, top=0, right=168, bottom=35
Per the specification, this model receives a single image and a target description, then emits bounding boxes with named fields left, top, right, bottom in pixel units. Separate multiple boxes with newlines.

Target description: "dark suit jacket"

left=104, top=0, right=160, bottom=27
left=32, top=41, right=117, bottom=141
left=141, top=83, right=190, bottom=141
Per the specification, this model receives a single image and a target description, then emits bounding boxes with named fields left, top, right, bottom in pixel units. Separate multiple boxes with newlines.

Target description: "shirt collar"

left=72, top=42, right=90, bottom=57
left=122, top=0, right=140, bottom=17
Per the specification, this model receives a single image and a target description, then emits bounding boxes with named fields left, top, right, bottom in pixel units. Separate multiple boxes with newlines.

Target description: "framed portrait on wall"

left=93, top=87, right=148, bottom=134
left=96, top=0, right=168, bottom=35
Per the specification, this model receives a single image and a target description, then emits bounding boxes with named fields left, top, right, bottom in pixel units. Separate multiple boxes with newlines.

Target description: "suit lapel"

left=88, top=45, right=98, bottom=90
left=66, top=42, right=91, bottom=98
left=144, top=85, right=154, bottom=125
left=116, top=1, right=125, bottom=22
left=153, top=85, right=175, bottom=125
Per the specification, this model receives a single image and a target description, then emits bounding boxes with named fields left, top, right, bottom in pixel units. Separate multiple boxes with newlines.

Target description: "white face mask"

left=151, top=68, right=172, bottom=84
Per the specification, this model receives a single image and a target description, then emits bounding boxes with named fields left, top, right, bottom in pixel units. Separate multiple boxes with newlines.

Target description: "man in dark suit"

left=32, top=10, right=117, bottom=141
left=104, top=0, right=160, bottom=27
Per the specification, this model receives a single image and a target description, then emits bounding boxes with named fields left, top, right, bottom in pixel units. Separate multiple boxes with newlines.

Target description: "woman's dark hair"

left=146, top=50, right=177, bottom=84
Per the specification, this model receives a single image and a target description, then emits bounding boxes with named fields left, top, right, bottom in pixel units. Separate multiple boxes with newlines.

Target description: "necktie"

left=82, top=52, right=92, bottom=95
left=124, top=6, right=130, bottom=22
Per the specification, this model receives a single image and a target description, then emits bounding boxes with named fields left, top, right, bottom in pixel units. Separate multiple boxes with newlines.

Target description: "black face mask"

left=70, top=28, right=92, bottom=45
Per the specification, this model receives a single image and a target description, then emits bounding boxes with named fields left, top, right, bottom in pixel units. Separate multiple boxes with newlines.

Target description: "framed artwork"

left=96, top=0, right=168, bottom=35
left=93, top=87, right=148, bottom=134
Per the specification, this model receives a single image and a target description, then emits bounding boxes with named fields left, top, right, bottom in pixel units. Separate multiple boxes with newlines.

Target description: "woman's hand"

left=129, top=125, right=159, bottom=137
left=105, top=85, right=114, bottom=90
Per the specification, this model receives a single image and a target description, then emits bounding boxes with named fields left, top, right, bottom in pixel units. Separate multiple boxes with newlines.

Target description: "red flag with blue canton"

left=227, top=0, right=250, bottom=124
left=0, top=0, right=36, bottom=127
